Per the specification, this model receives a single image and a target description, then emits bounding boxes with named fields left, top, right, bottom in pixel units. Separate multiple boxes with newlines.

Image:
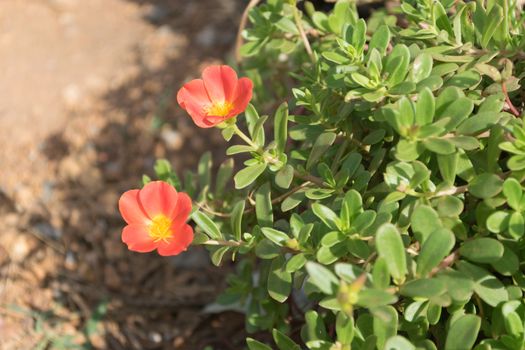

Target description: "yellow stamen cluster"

left=148, top=215, right=173, bottom=243
left=205, top=101, right=234, bottom=117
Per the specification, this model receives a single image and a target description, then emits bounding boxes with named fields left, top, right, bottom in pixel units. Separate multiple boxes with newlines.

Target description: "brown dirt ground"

left=0, top=0, right=247, bottom=349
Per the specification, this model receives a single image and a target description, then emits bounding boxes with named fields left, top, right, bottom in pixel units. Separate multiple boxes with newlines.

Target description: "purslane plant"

left=118, top=0, right=525, bottom=349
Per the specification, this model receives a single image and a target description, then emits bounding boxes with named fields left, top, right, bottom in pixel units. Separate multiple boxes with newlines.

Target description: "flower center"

left=148, top=215, right=173, bottom=243
left=205, top=101, right=234, bottom=117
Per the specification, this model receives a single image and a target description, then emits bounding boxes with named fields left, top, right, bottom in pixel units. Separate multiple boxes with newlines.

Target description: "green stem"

left=202, top=239, right=243, bottom=247
left=232, top=124, right=260, bottom=149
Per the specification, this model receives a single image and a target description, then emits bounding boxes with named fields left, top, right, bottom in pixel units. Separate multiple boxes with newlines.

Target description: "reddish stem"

left=502, top=82, right=521, bottom=117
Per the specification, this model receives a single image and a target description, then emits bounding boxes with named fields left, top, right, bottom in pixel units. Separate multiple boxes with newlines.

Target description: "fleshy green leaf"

left=444, top=314, right=481, bottom=350
left=306, top=262, right=339, bottom=294
left=459, top=238, right=504, bottom=263
left=255, top=183, right=273, bottom=227
left=191, top=211, right=222, bottom=239
left=268, top=256, right=292, bottom=303
left=230, top=200, right=245, bottom=241
left=468, top=173, right=503, bottom=199
left=417, top=228, right=455, bottom=277
left=274, top=102, right=288, bottom=155
left=375, top=224, right=407, bottom=283
left=234, top=162, right=267, bottom=189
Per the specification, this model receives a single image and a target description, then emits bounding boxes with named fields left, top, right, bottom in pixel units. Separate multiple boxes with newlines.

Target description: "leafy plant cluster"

left=154, top=0, right=525, bottom=349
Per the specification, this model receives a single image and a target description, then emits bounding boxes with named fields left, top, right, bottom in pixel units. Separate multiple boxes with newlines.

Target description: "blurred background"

left=0, top=0, right=246, bottom=349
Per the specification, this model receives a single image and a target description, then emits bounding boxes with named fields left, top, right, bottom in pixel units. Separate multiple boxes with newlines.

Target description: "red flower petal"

left=119, top=189, right=150, bottom=224
left=177, top=79, right=211, bottom=109
left=185, top=101, right=216, bottom=128
left=170, top=192, right=192, bottom=230
left=156, top=224, right=194, bottom=256
left=139, top=181, right=178, bottom=218
left=228, top=77, right=253, bottom=117
left=202, top=65, right=238, bottom=103
left=122, top=224, right=156, bottom=253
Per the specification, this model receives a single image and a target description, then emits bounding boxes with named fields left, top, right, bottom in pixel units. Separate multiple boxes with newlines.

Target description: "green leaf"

left=437, top=153, right=458, bottom=184
left=415, top=88, right=435, bottom=125
left=252, top=115, right=268, bottom=147
left=411, top=53, right=433, bottom=83
left=456, top=112, right=502, bottom=135
left=304, top=310, right=328, bottom=341
left=433, top=1, right=453, bottom=35
left=373, top=306, right=398, bottom=349
left=198, top=152, right=212, bottom=190
left=508, top=211, right=524, bottom=238
left=261, top=227, right=289, bottom=246
left=398, top=97, right=415, bottom=127
left=417, top=228, right=455, bottom=277
left=336, top=313, right=354, bottom=345
left=154, top=159, right=181, bottom=189
left=481, top=5, right=503, bottom=48
left=272, top=329, right=300, bottom=350
left=384, top=336, right=416, bottom=350
left=191, top=211, right=222, bottom=239
left=437, top=270, right=474, bottom=302
left=230, top=200, right=245, bottom=241
left=368, top=25, right=390, bottom=56
left=275, top=164, right=294, bottom=189
left=341, top=190, right=362, bottom=228
left=247, top=338, right=272, bottom=350
left=142, top=174, right=151, bottom=186
left=437, top=97, right=473, bottom=130
left=352, top=210, right=376, bottom=233
left=445, top=70, right=481, bottom=89
left=486, top=211, right=509, bottom=234
left=281, top=189, right=306, bottom=212
left=459, top=238, right=504, bottom=263
left=375, top=224, right=407, bottom=283
left=221, top=126, right=235, bottom=141
left=245, top=103, right=264, bottom=143
left=226, top=145, right=256, bottom=155
left=400, top=278, right=446, bottom=299
left=444, top=314, right=481, bottom=350
left=468, top=173, right=503, bottom=199
left=216, top=159, right=234, bottom=195
left=312, top=203, right=342, bottom=231
left=255, top=238, right=280, bottom=259
left=234, top=162, right=267, bottom=189
left=307, top=132, right=337, bottom=170
left=508, top=154, right=525, bottom=170
left=274, top=102, right=288, bottom=155
left=384, top=44, right=410, bottom=87
left=503, top=178, right=522, bottom=211
left=211, top=246, right=230, bottom=266
left=395, top=139, right=424, bottom=161
left=457, top=261, right=508, bottom=306
left=436, top=195, right=464, bottom=217
left=286, top=253, right=307, bottom=273
left=268, top=256, right=292, bottom=303
left=306, top=262, right=339, bottom=294
left=255, top=183, right=273, bottom=227
left=492, top=245, right=519, bottom=276
left=335, top=263, right=365, bottom=283
left=411, top=206, right=442, bottom=243
left=423, top=138, right=455, bottom=155
left=356, top=289, right=398, bottom=308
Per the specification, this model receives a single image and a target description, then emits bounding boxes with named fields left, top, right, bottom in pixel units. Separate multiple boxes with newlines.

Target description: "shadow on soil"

left=33, top=1, right=248, bottom=349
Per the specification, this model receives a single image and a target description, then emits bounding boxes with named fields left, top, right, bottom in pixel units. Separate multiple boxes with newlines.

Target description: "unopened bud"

left=285, top=238, right=299, bottom=250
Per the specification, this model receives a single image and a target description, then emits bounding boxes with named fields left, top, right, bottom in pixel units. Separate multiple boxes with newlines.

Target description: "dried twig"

left=235, top=0, right=261, bottom=64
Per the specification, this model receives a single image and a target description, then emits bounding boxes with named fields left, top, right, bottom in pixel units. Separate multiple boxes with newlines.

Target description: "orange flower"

left=118, top=181, right=193, bottom=256
left=177, top=65, right=253, bottom=128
